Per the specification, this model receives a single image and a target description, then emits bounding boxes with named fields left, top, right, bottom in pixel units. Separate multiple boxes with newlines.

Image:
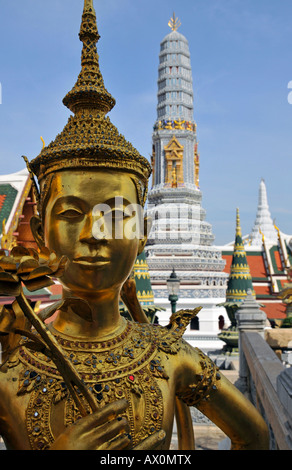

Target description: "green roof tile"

left=226, top=209, right=255, bottom=303
left=0, top=184, right=18, bottom=228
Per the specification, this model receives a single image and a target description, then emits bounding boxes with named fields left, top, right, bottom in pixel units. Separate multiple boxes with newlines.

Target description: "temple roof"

left=0, top=184, right=18, bottom=231
left=0, top=169, right=34, bottom=247
left=0, top=169, right=51, bottom=304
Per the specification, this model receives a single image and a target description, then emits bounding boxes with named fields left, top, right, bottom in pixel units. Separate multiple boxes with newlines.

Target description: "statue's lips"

left=72, top=256, right=111, bottom=267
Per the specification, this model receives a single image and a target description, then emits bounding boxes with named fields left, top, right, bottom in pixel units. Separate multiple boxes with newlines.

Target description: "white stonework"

left=250, top=179, right=278, bottom=246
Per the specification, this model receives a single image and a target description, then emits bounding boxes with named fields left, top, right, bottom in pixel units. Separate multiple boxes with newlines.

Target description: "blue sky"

left=0, top=0, right=292, bottom=245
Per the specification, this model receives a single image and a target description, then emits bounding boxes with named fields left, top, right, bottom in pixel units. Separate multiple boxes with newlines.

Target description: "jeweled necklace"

left=17, top=320, right=167, bottom=450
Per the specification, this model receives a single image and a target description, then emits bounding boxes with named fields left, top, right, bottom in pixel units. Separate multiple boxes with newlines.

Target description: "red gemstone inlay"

left=129, top=375, right=134, bottom=382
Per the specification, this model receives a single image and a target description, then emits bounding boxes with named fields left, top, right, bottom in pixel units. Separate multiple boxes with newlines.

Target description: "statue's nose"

left=80, top=212, right=112, bottom=242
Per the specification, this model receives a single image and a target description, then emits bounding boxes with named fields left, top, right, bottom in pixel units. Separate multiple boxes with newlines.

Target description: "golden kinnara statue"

left=0, top=1, right=269, bottom=451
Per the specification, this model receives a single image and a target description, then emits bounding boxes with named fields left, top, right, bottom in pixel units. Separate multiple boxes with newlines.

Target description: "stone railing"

left=240, top=332, right=292, bottom=450
left=236, top=292, right=292, bottom=450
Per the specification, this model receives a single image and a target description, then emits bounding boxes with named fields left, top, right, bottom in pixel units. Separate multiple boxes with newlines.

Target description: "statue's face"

left=42, top=169, right=144, bottom=297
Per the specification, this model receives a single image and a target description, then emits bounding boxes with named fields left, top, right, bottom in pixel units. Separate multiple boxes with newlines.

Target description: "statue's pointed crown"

left=29, top=0, right=151, bottom=204
left=63, top=0, right=115, bottom=115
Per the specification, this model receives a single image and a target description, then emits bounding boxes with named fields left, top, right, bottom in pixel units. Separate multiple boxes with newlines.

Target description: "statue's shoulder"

left=135, top=307, right=202, bottom=355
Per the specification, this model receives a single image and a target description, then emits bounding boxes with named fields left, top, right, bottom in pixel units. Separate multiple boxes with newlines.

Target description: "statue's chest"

left=16, top=323, right=168, bottom=450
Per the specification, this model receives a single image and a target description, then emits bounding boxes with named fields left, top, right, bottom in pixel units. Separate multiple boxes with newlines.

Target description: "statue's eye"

left=59, top=209, right=83, bottom=219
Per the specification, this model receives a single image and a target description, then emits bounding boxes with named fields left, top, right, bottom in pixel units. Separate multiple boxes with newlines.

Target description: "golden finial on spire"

left=236, top=208, right=242, bottom=237
left=84, top=0, right=94, bottom=9
left=168, top=12, right=181, bottom=32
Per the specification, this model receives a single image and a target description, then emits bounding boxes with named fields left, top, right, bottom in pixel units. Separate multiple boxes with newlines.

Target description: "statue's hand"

left=50, top=399, right=132, bottom=451
left=50, top=398, right=167, bottom=451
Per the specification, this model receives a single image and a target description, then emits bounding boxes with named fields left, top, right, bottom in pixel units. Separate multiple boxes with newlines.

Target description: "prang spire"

left=250, top=179, right=278, bottom=246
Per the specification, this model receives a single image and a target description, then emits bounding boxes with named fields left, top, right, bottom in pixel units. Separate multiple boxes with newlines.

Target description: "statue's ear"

left=30, top=215, right=45, bottom=248
left=138, top=216, right=152, bottom=255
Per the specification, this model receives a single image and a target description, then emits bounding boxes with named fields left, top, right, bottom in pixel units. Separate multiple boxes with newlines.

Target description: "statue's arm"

left=197, top=372, right=269, bottom=449
left=175, top=342, right=269, bottom=450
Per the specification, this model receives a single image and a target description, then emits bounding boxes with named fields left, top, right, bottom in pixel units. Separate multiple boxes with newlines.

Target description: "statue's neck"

left=51, top=287, right=125, bottom=340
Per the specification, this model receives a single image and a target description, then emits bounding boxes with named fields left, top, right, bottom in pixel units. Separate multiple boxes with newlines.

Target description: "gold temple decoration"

left=168, top=13, right=181, bottom=32
left=0, top=175, right=36, bottom=251
left=236, top=207, right=242, bottom=237
left=194, top=142, right=200, bottom=188
left=1, top=219, right=6, bottom=249
left=164, top=136, right=184, bottom=186
left=171, top=167, right=177, bottom=188
left=155, top=119, right=196, bottom=133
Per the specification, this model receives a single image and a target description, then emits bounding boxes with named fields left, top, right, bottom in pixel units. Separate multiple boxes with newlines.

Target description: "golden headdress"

left=27, top=0, right=151, bottom=207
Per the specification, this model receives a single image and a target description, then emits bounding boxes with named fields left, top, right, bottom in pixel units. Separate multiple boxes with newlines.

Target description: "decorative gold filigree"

left=0, top=246, right=68, bottom=296
left=164, top=136, right=184, bottom=187
left=154, top=119, right=196, bottom=133
left=177, top=350, right=221, bottom=406
left=16, top=320, right=167, bottom=449
left=157, top=307, right=202, bottom=354
left=8, top=309, right=203, bottom=450
left=168, top=13, right=181, bottom=32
